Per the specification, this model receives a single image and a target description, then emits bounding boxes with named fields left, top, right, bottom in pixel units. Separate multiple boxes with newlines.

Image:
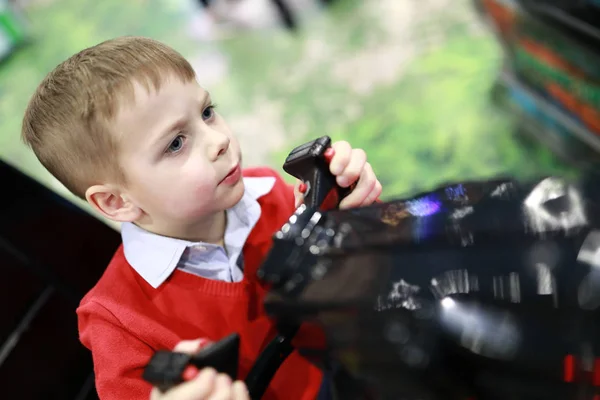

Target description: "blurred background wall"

left=0, top=0, right=576, bottom=217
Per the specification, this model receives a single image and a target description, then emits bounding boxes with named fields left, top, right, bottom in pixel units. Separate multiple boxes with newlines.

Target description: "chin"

left=222, top=178, right=246, bottom=209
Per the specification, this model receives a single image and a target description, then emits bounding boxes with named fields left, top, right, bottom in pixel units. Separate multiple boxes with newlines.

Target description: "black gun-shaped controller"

left=142, top=136, right=351, bottom=397
left=283, top=135, right=354, bottom=208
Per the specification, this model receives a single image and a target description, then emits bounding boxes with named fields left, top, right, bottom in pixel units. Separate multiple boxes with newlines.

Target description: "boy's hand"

left=150, top=339, right=249, bottom=400
left=294, top=140, right=382, bottom=209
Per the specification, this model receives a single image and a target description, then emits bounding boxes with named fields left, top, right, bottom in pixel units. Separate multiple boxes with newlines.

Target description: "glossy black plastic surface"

left=260, top=174, right=600, bottom=399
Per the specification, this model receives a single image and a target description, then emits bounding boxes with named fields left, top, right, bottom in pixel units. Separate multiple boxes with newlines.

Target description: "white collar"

left=121, top=176, right=276, bottom=288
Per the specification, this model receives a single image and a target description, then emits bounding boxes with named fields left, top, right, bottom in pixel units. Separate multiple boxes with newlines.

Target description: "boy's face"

left=112, top=75, right=244, bottom=235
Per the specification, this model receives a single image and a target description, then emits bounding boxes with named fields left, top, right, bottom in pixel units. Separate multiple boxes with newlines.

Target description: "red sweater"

left=77, top=167, right=323, bottom=400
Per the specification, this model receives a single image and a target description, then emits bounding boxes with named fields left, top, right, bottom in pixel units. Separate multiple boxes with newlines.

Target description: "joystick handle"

left=283, top=136, right=352, bottom=210
left=143, top=334, right=240, bottom=392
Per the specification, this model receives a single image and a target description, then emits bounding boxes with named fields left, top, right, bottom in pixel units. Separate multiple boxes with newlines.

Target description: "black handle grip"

left=143, top=333, right=240, bottom=393
left=283, top=135, right=353, bottom=210
left=244, top=325, right=298, bottom=400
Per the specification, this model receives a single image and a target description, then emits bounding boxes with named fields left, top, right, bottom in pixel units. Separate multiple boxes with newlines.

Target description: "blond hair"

left=22, top=36, right=196, bottom=199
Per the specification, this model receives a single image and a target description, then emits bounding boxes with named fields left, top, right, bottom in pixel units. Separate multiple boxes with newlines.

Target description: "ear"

left=85, top=184, right=142, bottom=223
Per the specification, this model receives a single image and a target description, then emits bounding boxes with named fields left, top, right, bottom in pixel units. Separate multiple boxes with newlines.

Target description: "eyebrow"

left=161, top=118, right=187, bottom=139
left=152, top=91, right=211, bottom=146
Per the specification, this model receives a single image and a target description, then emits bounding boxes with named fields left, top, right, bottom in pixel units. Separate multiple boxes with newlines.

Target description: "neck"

left=136, top=210, right=227, bottom=245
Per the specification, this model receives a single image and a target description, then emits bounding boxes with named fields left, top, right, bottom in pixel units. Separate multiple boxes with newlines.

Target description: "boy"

left=21, top=36, right=382, bottom=400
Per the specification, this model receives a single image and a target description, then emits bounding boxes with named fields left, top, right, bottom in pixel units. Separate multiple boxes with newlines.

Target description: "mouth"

left=219, top=163, right=241, bottom=184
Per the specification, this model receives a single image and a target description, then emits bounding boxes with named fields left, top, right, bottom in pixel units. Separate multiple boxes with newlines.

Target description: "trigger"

left=299, top=181, right=311, bottom=195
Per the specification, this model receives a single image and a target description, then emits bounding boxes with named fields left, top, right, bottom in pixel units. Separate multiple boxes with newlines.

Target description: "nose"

left=207, top=129, right=230, bottom=161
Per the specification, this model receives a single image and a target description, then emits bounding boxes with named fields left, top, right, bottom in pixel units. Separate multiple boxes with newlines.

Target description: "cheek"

left=129, top=167, right=218, bottom=218
left=168, top=170, right=218, bottom=214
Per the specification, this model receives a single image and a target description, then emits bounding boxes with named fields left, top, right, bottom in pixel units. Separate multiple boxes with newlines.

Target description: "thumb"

left=173, top=338, right=211, bottom=354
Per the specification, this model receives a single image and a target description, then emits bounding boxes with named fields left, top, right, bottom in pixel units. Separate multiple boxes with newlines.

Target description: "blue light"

left=445, top=184, right=467, bottom=200
left=406, top=197, right=441, bottom=217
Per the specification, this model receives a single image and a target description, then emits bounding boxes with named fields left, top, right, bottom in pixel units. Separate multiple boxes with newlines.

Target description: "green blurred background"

left=0, top=0, right=576, bottom=224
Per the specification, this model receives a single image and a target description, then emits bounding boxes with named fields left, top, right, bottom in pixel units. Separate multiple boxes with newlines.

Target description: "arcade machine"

left=474, top=0, right=600, bottom=167
left=0, top=160, right=120, bottom=399
left=144, top=136, right=600, bottom=400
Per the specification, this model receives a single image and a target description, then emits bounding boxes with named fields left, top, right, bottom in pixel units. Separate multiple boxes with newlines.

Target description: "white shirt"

left=121, top=176, right=276, bottom=288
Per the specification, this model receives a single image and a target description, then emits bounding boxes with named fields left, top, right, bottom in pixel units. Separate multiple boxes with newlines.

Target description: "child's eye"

left=167, top=135, right=186, bottom=154
left=202, top=104, right=217, bottom=121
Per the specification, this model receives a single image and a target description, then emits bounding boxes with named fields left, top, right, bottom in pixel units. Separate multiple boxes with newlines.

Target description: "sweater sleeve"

left=77, top=301, right=155, bottom=400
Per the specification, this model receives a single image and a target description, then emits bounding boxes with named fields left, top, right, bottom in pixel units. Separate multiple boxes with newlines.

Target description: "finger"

left=151, top=368, right=217, bottom=400
left=183, top=365, right=200, bottom=381
left=293, top=180, right=305, bottom=208
left=336, top=148, right=366, bottom=188
left=340, top=164, right=376, bottom=209
left=329, top=141, right=352, bottom=175
left=324, top=147, right=335, bottom=162
left=207, top=374, right=233, bottom=400
left=173, top=338, right=210, bottom=353
left=232, top=381, right=250, bottom=400
left=215, top=373, right=232, bottom=389
left=361, top=179, right=383, bottom=206
left=207, top=389, right=233, bottom=400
